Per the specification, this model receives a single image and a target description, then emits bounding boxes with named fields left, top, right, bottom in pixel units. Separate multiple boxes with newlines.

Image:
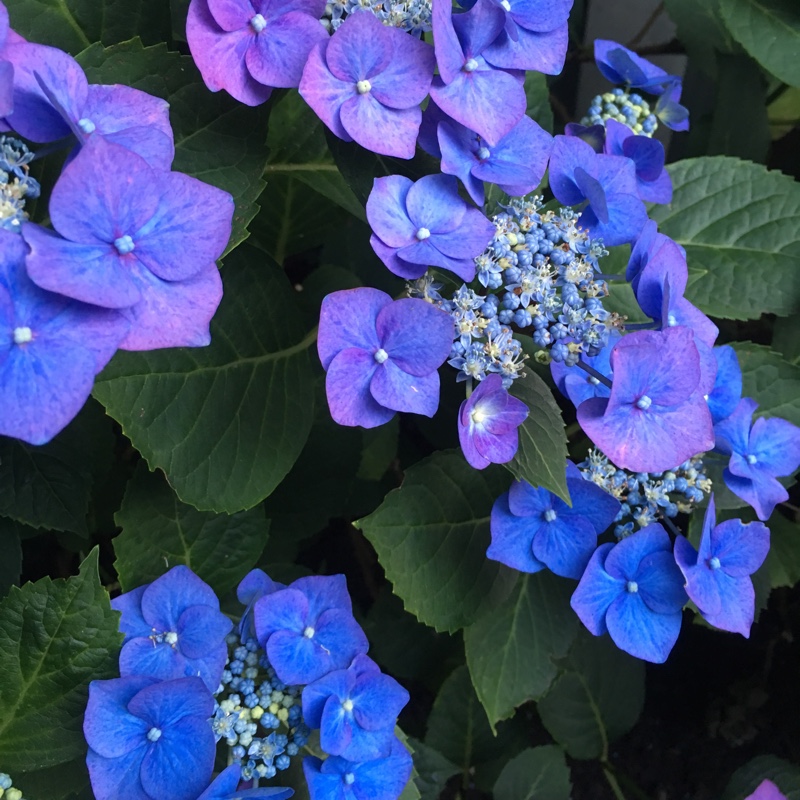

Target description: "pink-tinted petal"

left=207, top=0, right=254, bottom=30
left=325, top=10, right=392, bottom=82
left=365, top=175, right=416, bottom=247
left=326, top=347, right=395, bottom=427
left=432, top=0, right=466, bottom=83
left=298, top=39, right=352, bottom=141
left=370, top=33, right=434, bottom=109
left=339, top=93, right=421, bottom=159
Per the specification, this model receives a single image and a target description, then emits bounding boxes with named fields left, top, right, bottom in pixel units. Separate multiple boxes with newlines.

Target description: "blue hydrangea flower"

left=197, top=764, right=294, bottom=799
left=551, top=330, right=620, bottom=408
left=238, top=568, right=285, bottom=639
left=707, top=345, right=742, bottom=424
left=317, top=287, right=454, bottom=427
left=457, top=373, right=528, bottom=469
left=714, top=398, right=800, bottom=520
left=254, top=575, right=369, bottom=685
left=593, top=40, right=676, bottom=93
left=0, top=228, right=129, bottom=444
left=674, top=494, right=769, bottom=637
left=84, top=676, right=215, bottom=800
left=488, top=464, right=620, bottom=578
left=303, top=737, right=413, bottom=800
left=603, top=119, right=671, bottom=204
left=571, top=523, right=687, bottom=663
left=367, top=174, right=495, bottom=282
left=655, top=80, right=690, bottom=132
left=112, top=565, right=233, bottom=692
left=302, top=654, right=409, bottom=761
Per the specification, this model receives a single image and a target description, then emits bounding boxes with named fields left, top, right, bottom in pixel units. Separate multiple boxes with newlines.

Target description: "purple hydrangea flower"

left=112, top=566, right=233, bottom=692
left=481, top=0, right=572, bottom=75
left=746, top=780, right=788, bottom=800
left=437, top=113, right=552, bottom=205
left=564, top=121, right=606, bottom=152
left=0, top=3, right=13, bottom=119
left=299, top=11, right=434, bottom=158
left=549, top=134, right=647, bottom=246
left=458, top=373, right=528, bottom=468
left=707, top=345, right=742, bottom=424
left=4, top=41, right=174, bottom=169
left=317, top=287, right=453, bottom=427
left=197, top=764, right=294, bottom=799
left=659, top=273, right=719, bottom=350
left=429, top=0, right=526, bottom=146
left=302, top=654, right=409, bottom=761
left=0, top=229, right=129, bottom=445
left=254, top=575, right=369, bottom=685
left=303, top=737, right=413, bottom=800
left=186, top=0, right=328, bottom=106
left=674, top=494, right=769, bottom=637
left=21, top=138, right=233, bottom=350
left=714, top=398, right=800, bottom=520
left=84, top=676, right=215, bottom=800
left=570, top=523, right=687, bottom=663
left=603, top=119, right=671, bottom=204
left=577, top=327, right=715, bottom=473
left=367, top=174, right=495, bottom=281
left=593, top=40, right=676, bottom=93
left=487, top=464, right=620, bottom=579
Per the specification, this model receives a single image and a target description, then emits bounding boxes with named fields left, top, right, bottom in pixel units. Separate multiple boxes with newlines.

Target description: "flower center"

left=746, top=454, right=757, bottom=465
left=147, top=727, right=162, bottom=742
left=463, top=58, right=479, bottom=72
left=303, top=626, right=315, bottom=639
left=77, top=118, right=96, bottom=134
left=477, top=146, right=491, bottom=160
left=626, top=580, right=639, bottom=593
left=114, top=235, right=135, bottom=255
left=709, top=556, right=721, bottom=570
left=667, top=313, right=677, bottom=327
left=588, top=376, right=600, bottom=385
left=342, top=698, right=354, bottom=712
left=356, top=79, right=372, bottom=95
left=344, top=773, right=356, bottom=786
left=374, top=348, right=389, bottom=364
left=500, top=0, right=511, bottom=9
left=416, top=227, right=431, bottom=240
left=635, top=395, right=652, bottom=411
left=13, top=326, right=32, bottom=345
left=250, top=13, right=267, bottom=33
left=544, top=508, right=557, bottom=522
left=471, top=407, right=487, bottom=425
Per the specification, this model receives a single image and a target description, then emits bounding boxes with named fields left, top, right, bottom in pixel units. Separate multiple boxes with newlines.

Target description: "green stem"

left=603, top=766, right=628, bottom=800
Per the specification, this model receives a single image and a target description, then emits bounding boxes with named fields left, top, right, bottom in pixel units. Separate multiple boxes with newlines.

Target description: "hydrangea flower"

left=237, top=568, right=284, bottom=638
left=302, top=654, right=409, bottom=761
left=457, top=373, right=528, bottom=469
left=0, top=229, right=129, bottom=444
left=112, top=565, right=233, bottom=692
left=367, top=174, right=495, bottom=281
left=714, top=398, right=800, bottom=520
left=655, top=80, right=690, bottom=132
left=21, top=138, right=233, bottom=350
left=186, top=0, right=328, bottom=106
left=84, top=676, right=215, bottom=800
left=299, top=11, right=434, bottom=158
left=4, top=41, right=174, bottom=169
left=571, top=523, right=687, bottom=662
left=303, top=737, right=413, bottom=800
left=0, top=3, right=13, bottom=119
left=548, top=134, right=647, bottom=245
left=551, top=330, right=620, bottom=408
left=429, top=0, right=526, bottom=146
left=577, top=327, right=715, bottom=473
left=487, top=465, right=620, bottom=579
left=437, top=113, right=552, bottom=205
left=603, top=119, right=671, bottom=204
left=745, top=780, right=788, bottom=800
left=707, top=345, right=742, bottom=424
left=593, top=40, right=676, bottom=92
left=254, top=575, right=369, bottom=685
left=317, top=287, right=453, bottom=427
left=197, top=764, right=294, bottom=799
left=674, top=495, right=769, bottom=637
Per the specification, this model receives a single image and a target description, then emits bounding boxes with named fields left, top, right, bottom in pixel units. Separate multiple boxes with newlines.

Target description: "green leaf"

left=766, top=513, right=800, bottom=588
left=407, top=738, right=460, bottom=800
left=537, top=633, right=645, bottom=760
left=649, top=157, right=800, bottom=320
left=524, top=73, right=554, bottom=134
left=723, top=755, right=800, bottom=800
left=114, top=462, right=269, bottom=595
left=78, top=39, right=271, bottom=253
left=733, top=342, right=800, bottom=426
left=492, top=746, right=572, bottom=800
left=719, top=0, right=800, bottom=88
left=0, top=550, right=122, bottom=772
left=357, top=451, right=518, bottom=632
left=464, top=572, right=579, bottom=730
left=0, top=518, right=23, bottom=597
left=772, top=314, right=800, bottom=364
left=93, top=245, right=316, bottom=514
left=6, top=0, right=170, bottom=54
left=506, top=369, right=570, bottom=502
left=14, top=757, right=93, bottom=800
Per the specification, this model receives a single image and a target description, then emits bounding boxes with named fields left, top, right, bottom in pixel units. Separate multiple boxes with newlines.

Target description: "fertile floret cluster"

left=0, top=136, right=39, bottom=232
left=581, top=88, right=658, bottom=136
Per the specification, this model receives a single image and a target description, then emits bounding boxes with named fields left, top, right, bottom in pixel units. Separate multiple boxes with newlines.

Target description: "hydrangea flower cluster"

left=0, top=4, right=234, bottom=445
left=0, top=773, right=25, bottom=800
left=85, top=566, right=411, bottom=800
left=321, top=0, right=433, bottom=35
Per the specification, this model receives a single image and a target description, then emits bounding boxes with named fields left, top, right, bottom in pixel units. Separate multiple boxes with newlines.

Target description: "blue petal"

left=531, top=514, right=598, bottom=578
left=570, top=543, right=620, bottom=635
left=606, top=592, right=682, bottom=663
left=86, top=747, right=150, bottom=800
left=636, top=550, right=687, bottom=614
left=370, top=360, right=441, bottom=417
left=603, top=524, right=671, bottom=582
left=693, top=570, right=755, bottom=637
left=707, top=346, right=742, bottom=424
left=177, top=605, right=233, bottom=660
left=83, top=677, right=155, bottom=758
left=487, top=492, right=546, bottom=573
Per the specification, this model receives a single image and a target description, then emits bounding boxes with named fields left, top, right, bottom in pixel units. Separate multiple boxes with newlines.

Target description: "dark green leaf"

left=493, top=746, right=572, bottom=800
left=719, top=0, right=800, bottom=88
left=772, top=315, right=800, bottom=364
left=537, top=633, right=645, bottom=760
left=0, top=518, right=22, bottom=597
left=170, top=0, right=190, bottom=41
left=723, top=755, right=800, bottom=800
left=0, top=550, right=122, bottom=772
left=357, top=451, right=518, bottom=632
left=93, top=245, right=316, bottom=513
left=14, top=758, right=93, bottom=800
left=6, top=0, right=170, bottom=54
left=650, top=157, right=800, bottom=320
left=506, top=369, right=570, bottom=502
left=464, top=572, right=579, bottom=730
left=114, top=462, right=269, bottom=595
left=766, top=513, right=800, bottom=588
left=733, top=342, right=800, bottom=426
left=407, top=738, right=460, bottom=800
left=524, top=73, right=554, bottom=134
left=78, top=39, right=271, bottom=253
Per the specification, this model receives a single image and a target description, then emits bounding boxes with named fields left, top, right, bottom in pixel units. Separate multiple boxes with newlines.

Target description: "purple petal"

left=395, top=237, right=478, bottom=280
left=483, top=23, right=568, bottom=73
left=632, top=235, right=687, bottom=320
left=324, top=9, right=392, bottom=82
left=370, top=360, right=440, bottom=417
left=405, top=174, right=466, bottom=233
left=570, top=543, right=620, bottom=635
left=472, top=425, right=519, bottom=464
left=606, top=591, right=681, bottom=663
left=750, top=416, right=800, bottom=477
left=206, top=0, right=252, bottom=30
left=574, top=166, right=609, bottom=223
left=432, top=207, right=496, bottom=259
left=549, top=135, right=596, bottom=206
left=84, top=677, right=154, bottom=758
left=370, top=33, right=434, bottom=109
left=317, top=287, right=388, bottom=369
left=746, top=780, right=787, bottom=800
left=339, top=94, right=421, bottom=159
left=664, top=296, right=718, bottom=348
left=438, top=120, right=485, bottom=204
left=452, top=0, right=507, bottom=57
left=298, top=40, right=352, bottom=141
left=714, top=397, right=757, bottom=456
left=432, top=0, right=465, bottom=83
left=326, top=347, right=395, bottom=427
left=459, top=411, right=492, bottom=469
left=707, top=345, right=742, bottom=424
left=486, top=491, right=546, bottom=573
left=365, top=175, right=416, bottom=247
left=581, top=190, right=646, bottom=246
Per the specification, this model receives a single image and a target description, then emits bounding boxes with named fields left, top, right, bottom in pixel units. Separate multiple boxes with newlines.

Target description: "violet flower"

left=745, top=780, right=788, bottom=800
left=366, top=173, right=495, bottom=282
left=187, top=0, right=328, bottom=105
left=317, top=287, right=453, bottom=427
left=707, top=345, right=742, bottom=424
left=299, top=10, right=434, bottom=158
left=593, top=39, right=676, bottom=93
left=674, top=494, right=769, bottom=637
left=458, top=373, right=528, bottom=469
left=0, top=3, right=13, bottom=119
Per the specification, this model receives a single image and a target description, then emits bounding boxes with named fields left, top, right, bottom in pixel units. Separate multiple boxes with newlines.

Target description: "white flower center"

left=356, top=79, right=372, bottom=94
left=250, top=14, right=267, bottom=33
left=13, top=326, right=32, bottom=345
